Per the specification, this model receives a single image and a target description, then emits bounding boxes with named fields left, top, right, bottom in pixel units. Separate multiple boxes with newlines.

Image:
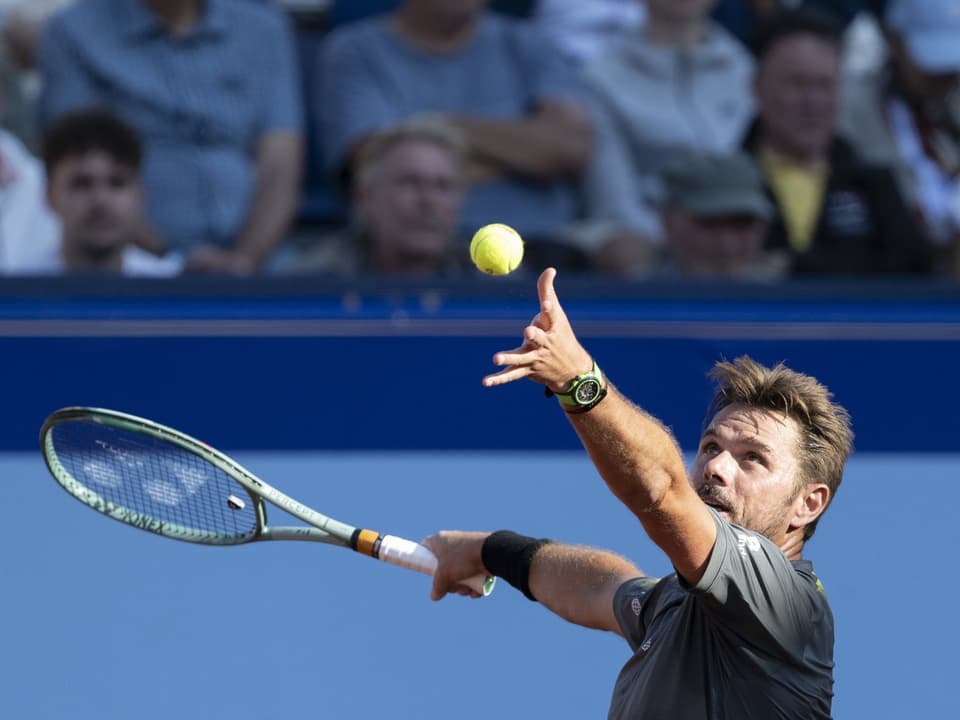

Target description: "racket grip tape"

left=350, top=530, right=494, bottom=596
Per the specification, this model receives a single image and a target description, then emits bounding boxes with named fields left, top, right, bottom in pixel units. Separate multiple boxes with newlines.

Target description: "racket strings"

left=49, top=421, right=258, bottom=542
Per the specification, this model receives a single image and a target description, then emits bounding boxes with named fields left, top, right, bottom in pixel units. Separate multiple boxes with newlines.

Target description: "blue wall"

left=5, top=275, right=960, bottom=453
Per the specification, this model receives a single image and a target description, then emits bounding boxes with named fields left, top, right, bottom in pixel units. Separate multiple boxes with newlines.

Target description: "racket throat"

left=350, top=528, right=383, bottom=559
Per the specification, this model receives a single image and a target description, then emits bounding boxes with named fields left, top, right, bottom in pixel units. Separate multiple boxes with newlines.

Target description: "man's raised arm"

left=483, top=269, right=718, bottom=585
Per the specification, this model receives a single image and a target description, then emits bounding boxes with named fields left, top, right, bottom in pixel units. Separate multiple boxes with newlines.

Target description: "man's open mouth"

left=698, top=488, right=732, bottom=513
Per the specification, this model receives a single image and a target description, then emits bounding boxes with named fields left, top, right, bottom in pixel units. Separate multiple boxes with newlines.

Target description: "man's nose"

left=703, top=451, right=735, bottom=484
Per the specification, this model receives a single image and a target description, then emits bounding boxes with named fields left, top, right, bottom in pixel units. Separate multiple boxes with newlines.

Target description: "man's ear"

left=792, top=483, right=830, bottom=532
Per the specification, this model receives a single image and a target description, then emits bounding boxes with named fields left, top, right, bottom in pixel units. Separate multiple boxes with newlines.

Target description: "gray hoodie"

left=579, top=22, right=754, bottom=244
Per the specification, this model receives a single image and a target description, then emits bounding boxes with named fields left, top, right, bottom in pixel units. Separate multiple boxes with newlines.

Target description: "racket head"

left=40, top=407, right=267, bottom=545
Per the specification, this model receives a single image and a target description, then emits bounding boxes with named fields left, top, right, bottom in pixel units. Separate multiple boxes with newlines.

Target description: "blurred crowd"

left=0, top=0, right=958, bottom=281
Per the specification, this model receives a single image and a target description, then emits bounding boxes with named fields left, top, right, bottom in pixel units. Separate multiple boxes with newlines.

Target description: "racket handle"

left=378, top=534, right=495, bottom=596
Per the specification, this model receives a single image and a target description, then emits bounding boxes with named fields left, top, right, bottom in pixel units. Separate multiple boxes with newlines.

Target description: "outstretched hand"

left=483, top=268, right=593, bottom=393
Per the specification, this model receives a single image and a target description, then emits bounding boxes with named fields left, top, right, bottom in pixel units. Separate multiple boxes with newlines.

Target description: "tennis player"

left=426, top=267, right=853, bottom=718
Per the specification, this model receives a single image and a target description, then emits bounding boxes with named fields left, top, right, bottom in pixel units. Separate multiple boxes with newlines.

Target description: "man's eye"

left=69, top=177, right=93, bottom=191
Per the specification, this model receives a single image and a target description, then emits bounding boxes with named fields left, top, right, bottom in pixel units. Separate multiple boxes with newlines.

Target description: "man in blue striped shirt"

left=320, top=0, right=593, bottom=270
left=39, top=0, right=304, bottom=273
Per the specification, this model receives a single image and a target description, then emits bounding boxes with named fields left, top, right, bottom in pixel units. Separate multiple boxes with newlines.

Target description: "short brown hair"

left=353, top=115, right=467, bottom=189
left=42, top=107, right=142, bottom=175
left=706, top=356, right=854, bottom=540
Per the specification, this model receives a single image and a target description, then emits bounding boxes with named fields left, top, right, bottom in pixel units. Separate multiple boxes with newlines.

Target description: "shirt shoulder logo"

left=735, top=532, right=761, bottom=557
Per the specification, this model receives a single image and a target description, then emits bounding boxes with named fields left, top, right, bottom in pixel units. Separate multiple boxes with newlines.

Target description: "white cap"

left=886, top=0, right=960, bottom=72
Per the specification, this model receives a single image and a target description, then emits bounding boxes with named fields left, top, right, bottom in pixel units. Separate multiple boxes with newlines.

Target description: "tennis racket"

left=39, top=406, right=495, bottom=596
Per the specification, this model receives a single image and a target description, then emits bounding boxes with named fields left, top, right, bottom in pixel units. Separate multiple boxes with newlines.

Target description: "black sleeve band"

left=481, top=530, right=552, bottom=601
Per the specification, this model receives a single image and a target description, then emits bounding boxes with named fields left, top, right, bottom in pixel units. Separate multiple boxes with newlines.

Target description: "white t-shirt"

left=116, top=246, right=183, bottom=277
left=887, top=98, right=960, bottom=246
left=44, top=245, right=184, bottom=277
left=0, top=129, right=61, bottom=273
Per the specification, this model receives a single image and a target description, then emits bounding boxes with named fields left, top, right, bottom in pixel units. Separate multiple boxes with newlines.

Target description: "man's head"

left=400, top=0, right=489, bottom=32
left=660, top=151, right=777, bottom=278
left=691, top=356, right=853, bottom=544
left=43, top=108, right=144, bottom=270
left=353, top=117, right=466, bottom=274
left=753, top=8, right=844, bottom=162
left=884, top=0, right=960, bottom=102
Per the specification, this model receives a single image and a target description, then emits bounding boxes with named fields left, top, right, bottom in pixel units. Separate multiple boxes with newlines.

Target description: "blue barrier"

left=5, top=275, right=960, bottom=452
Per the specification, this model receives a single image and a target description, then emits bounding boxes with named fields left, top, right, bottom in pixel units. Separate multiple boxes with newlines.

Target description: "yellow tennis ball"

left=470, top=223, right=524, bottom=276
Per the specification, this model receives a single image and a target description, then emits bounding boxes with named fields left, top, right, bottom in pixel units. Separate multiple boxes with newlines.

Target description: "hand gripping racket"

left=39, top=407, right=495, bottom=596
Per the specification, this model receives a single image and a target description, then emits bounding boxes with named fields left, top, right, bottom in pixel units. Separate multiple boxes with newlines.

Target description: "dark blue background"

left=4, top=274, right=959, bottom=452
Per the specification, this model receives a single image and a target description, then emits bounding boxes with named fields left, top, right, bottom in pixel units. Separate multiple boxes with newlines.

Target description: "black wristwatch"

left=547, top=361, right=607, bottom=413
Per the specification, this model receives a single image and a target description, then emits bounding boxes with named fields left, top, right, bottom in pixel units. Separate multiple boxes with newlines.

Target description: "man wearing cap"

left=657, top=150, right=787, bottom=280
left=840, top=0, right=960, bottom=273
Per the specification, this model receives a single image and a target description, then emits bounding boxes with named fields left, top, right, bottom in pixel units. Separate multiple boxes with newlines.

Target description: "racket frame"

left=40, top=407, right=494, bottom=595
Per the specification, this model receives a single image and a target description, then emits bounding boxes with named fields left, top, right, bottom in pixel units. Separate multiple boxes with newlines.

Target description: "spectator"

left=745, top=7, right=932, bottom=274
left=0, top=107, right=59, bottom=273
left=656, top=150, right=787, bottom=280
left=319, top=0, right=592, bottom=270
left=840, top=0, right=960, bottom=273
left=42, top=108, right=182, bottom=275
left=530, top=0, right=645, bottom=66
left=578, top=0, right=754, bottom=275
left=293, top=117, right=470, bottom=275
left=39, top=0, right=305, bottom=274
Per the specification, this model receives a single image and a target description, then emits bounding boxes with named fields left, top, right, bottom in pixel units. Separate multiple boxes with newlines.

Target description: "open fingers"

left=537, top=268, right=567, bottom=331
left=483, top=364, right=535, bottom=387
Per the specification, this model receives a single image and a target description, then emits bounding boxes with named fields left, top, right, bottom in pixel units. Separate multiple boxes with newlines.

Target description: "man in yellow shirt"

left=744, top=7, right=932, bottom=275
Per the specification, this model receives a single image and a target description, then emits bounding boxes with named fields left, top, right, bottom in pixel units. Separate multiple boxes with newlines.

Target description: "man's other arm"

left=425, top=531, right=640, bottom=635
left=447, top=99, right=592, bottom=181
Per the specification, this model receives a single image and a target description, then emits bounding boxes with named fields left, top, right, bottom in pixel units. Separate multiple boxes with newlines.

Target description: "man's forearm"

left=528, top=542, right=641, bottom=634
left=566, top=384, right=689, bottom=521
left=233, top=132, right=304, bottom=268
left=450, top=108, right=590, bottom=180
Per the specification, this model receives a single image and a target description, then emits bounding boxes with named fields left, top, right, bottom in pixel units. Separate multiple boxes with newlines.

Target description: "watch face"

left=574, top=378, right=601, bottom=405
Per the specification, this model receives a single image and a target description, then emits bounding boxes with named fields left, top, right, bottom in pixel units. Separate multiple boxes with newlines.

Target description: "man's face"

left=357, top=139, right=463, bottom=270
left=689, top=404, right=805, bottom=542
left=756, top=34, right=840, bottom=159
left=664, top=209, right=768, bottom=277
left=891, top=36, right=960, bottom=102
left=47, top=151, right=143, bottom=256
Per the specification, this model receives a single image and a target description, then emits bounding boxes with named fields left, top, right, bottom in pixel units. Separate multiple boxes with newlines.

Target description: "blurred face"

left=644, top=0, right=717, bottom=23
left=47, top=151, right=143, bottom=258
left=755, top=33, right=840, bottom=160
left=690, top=404, right=803, bottom=542
left=663, top=209, right=768, bottom=277
left=356, top=139, right=463, bottom=272
left=890, top=36, right=960, bottom=102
